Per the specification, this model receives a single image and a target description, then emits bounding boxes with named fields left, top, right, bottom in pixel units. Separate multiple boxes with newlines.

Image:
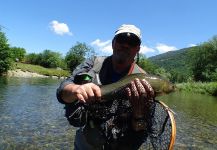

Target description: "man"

left=57, top=24, right=155, bottom=150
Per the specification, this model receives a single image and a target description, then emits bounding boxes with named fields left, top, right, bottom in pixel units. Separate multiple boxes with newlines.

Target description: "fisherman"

left=56, top=24, right=155, bottom=150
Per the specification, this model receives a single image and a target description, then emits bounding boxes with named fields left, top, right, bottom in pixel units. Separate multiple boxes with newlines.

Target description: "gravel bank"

left=7, top=69, right=65, bottom=79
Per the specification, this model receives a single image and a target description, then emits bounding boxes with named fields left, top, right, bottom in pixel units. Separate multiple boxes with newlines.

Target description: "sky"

left=0, top=0, right=217, bottom=58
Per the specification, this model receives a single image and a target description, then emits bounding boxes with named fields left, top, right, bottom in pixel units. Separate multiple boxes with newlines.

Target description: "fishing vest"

left=89, top=56, right=146, bottom=85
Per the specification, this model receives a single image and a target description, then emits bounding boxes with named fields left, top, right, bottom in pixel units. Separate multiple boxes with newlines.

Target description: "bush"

left=25, top=50, right=66, bottom=69
left=0, top=29, right=12, bottom=75
left=10, top=47, right=26, bottom=62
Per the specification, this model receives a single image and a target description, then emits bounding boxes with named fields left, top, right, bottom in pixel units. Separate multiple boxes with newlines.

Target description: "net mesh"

left=87, top=99, right=176, bottom=150
left=142, top=100, right=175, bottom=150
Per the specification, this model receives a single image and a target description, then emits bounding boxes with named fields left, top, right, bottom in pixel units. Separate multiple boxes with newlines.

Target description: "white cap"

left=115, top=24, right=141, bottom=40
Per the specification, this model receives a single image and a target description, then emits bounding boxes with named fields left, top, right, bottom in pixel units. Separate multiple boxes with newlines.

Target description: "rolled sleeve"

left=56, top=79, right=74, bottom=104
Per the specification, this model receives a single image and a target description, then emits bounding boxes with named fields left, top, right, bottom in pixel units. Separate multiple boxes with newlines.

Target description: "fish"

left=100, top=73, right=175, bottom=102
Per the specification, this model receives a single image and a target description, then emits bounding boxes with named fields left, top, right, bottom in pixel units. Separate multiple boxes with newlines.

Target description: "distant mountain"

left=148, top=47, right=194, bottom=81
left=148, top=48, right=189, bottom=70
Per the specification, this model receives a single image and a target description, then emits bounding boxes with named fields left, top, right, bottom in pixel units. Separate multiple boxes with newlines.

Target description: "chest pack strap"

left=88, top=56, right=106, bottom=85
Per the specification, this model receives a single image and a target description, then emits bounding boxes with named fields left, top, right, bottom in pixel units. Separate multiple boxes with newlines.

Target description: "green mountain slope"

left=148, top=47, right=193, bottom=82
left=148, top=48, right=189, bottom=70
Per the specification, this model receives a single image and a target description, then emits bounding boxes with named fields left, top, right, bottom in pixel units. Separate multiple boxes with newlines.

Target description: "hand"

left=125, top=78, right=155, bottom=119
left=73, top=83, right=102, bottom=103
left=63, top=83, right=101, bottom=103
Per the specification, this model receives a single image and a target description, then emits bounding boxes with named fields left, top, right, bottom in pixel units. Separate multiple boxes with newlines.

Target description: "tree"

left=10, top=47, right=26, bottom=62
left=39, top=50, right=64, bottom=68
left=154, top=67, right=171, bottom=80
left=137, top=54, right=158, bottom=74
left=25, top=53, right=41, bottom=64
left=188, top=36, right=217, bottom=81
left=65, top=42, right=94, bottom=72
left=25, top=51, right=66, bottom=69
left=0, top=28, right=12, bottom=75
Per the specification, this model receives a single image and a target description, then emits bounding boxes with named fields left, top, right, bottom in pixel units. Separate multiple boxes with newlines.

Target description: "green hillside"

left=148, top=47, right=194, bottom=82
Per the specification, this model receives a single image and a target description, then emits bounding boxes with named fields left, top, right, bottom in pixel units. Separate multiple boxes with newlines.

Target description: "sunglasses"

left=114, top=33, right=141, bottom=47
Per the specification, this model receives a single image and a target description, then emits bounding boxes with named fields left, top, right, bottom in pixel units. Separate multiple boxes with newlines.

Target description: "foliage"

left=138, top=54, right=157, bottom=74
left=148, top=40, right=217, bottom=83
left=137, top=54, right=171, bottom=80
left=10, top=47, right=26, bottom=62
left=38, top=50, right=65, bottom=68
left=176, top=82, right=217, bottom=96
left=154, top=67, right=171, bottom=80
left=65, top=42, right=94, bottom=72
left=148, top=48, right=192, bottom=83
left=188, top=36, right=217, bottom=82
left=138, top=54, right=172, bottom=80
left=25, top=50, right=66, bottom=69
left=0, top=29, right=12, bottom=75
left=25, top=53, right=41, bottom=64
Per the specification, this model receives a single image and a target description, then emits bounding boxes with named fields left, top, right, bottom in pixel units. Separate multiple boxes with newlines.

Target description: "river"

left=0, top=77, right=217, bottom=149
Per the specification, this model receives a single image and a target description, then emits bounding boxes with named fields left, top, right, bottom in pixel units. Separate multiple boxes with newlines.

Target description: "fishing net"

left=87, top=99, right=176, bottom=150
left=142, top=100, right=176, bottom=150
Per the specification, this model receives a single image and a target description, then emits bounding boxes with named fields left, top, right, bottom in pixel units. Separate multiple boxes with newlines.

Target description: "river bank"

left=7, top=69, right=66, bottom=79
left=5, top=62, right=70, bottom=79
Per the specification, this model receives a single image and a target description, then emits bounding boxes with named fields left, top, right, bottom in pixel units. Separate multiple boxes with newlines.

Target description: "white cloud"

left=188, top=43, right=197, bottom=47
left=91, top=39, right=111, bottom=47
left=91, top=39, right=178, bottom=57
left=102, top=45, right=113, bottom=53
left=155, top=43, right=177, bottom=53
left=49, top=20, right=72, bottom=36
left=91, top=39, right=112, bottom=54
left=140, top=45, right=155, bottom=54
left=91, top=39, right=156, bottom=55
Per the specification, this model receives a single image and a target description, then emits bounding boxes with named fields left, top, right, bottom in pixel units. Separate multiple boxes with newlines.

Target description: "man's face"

left=112, top=39, right=140, bottom=67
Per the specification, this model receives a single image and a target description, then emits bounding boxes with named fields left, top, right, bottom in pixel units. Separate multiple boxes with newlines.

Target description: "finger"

left=141, top=79, right=155, bottom=98
left=84, top=85, right=96, bottom=103
left=125, top=87, right=132, bottom=104
left=134, top=78, right=147, bottom=98
left=90, top=83, right=102, bottom=102
left=125, top=87, right=131, bottom=98
left=130, top=80, right=139, bottom=110
left=131, top=80, right=139, bottom=99
left=79, top=86, right=89, bottom=100
left=76, top=92, right=86, bottom=103
left=132, top=79, right=146, bottom=118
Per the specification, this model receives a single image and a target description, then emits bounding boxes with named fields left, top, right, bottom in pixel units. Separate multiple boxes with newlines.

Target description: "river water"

left=0, top=77, right=217, bottom=149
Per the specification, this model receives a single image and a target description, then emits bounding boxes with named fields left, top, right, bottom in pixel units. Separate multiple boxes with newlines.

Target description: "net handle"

left=156, top=100, right=176, bottom=150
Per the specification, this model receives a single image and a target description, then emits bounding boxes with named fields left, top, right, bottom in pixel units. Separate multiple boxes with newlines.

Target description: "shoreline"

left=6, top=69, right=66, bottom=79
